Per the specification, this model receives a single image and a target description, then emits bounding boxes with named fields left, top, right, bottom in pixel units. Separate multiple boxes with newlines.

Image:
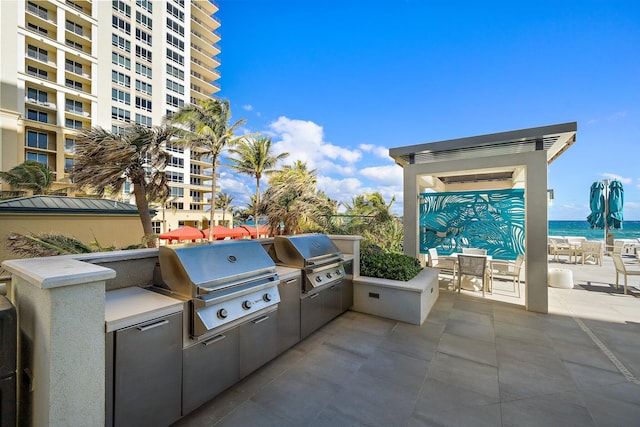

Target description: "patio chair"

left=578, top=241, right=604, bottom=266
left=490, top=254, right=524, bottom=297
left=611, top=253, right=640, bottom=295
left=550, top=239, right=573, bottom=263
left=457, top=254, right=490, bottom=297
left=428, top=248, right=457, bottom=281
left=462, top=248, right=487, bottom=255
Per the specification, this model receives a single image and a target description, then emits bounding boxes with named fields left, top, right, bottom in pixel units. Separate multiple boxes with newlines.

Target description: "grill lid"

left=159, top=240, right=277, bottom=297
left=274, top=234, right=342, bottom=268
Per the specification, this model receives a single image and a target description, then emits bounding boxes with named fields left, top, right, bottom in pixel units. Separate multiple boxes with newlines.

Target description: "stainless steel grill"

left=274, top=234, right=345, bottom=293
left=158, top=240, right=280, bottom=339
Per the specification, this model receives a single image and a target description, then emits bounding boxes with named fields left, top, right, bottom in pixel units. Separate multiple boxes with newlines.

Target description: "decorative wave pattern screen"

left=419, top=189, right=525, bottom=259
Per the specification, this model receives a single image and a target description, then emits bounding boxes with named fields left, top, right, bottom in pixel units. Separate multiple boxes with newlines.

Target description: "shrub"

left=360, top=243, right=422, bottom=281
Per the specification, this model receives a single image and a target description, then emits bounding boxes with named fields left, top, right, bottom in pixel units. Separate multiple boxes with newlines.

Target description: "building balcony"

left=25, top=97, right=56, bottom=110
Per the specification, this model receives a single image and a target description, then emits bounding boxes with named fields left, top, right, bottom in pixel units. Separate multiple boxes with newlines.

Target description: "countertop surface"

left=105, top=286, right=184, bottom=333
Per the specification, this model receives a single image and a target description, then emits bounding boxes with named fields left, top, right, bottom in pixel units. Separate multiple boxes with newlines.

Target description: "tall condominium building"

left=0, top=0, right=225, bottom=234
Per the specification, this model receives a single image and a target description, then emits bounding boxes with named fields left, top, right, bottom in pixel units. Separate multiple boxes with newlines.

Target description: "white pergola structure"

left=390, top=122, right=577, bottom=313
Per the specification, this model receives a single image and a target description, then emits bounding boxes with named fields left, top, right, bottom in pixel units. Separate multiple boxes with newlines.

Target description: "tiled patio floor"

left=174, top=256, right=640, bottom=426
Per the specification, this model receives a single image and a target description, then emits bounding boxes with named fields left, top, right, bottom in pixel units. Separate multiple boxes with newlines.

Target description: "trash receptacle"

left=0, top=295, right=16, bottom=427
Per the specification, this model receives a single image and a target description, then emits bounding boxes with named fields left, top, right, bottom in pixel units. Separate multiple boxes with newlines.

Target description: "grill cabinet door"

left=182, top=328, right=239, bottom=415
left=239, top=310, right=278, bottom=378
left=324, top=282, right=343, bottom=323
left=300, top=291, right=324, bottom=339
left=113, top=313, right=182, bottom=427
left=277, top=275, right=301, bottom=354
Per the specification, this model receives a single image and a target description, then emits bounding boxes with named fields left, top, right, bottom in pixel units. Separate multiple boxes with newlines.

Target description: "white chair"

left=428, top=248, right=457, bottom=281
left=462, top=248, right=487, bottom=255
left=550, top=239, right=573, bottom=263
left=457, top=254, right=490, bottom=297
left=490, top=254, right=524, bottom=297
left=578, top=241, right=603, bottom=266
left=611, top=253, right=640, bottom=295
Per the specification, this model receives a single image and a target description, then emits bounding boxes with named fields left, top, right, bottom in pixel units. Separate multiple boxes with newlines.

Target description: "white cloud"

left=607, top=111, right=626, bottom=121
left=268, top=116, right=361, bottom=173
left=242, top=104, right=253, bottom=111
left=359, top=143, right=390, bottom=159
left=316, top=176, right=363, bottom=203
left=601, top=173, right=632, bottom=184
left=360, top=165, right=403, bottom=186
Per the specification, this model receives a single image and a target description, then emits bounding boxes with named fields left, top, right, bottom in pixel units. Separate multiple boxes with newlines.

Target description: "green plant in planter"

left=360, top=244, right=422, bottom=281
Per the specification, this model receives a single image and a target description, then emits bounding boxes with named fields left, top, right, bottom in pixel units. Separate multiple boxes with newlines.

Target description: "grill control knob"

left=242, top=300, right=252, bottom=310
left=263, top=293, right=272, bottom=302
left=315, top=276, right=322, bottom=283
left=217, top=308, right=228, bottom=319
left=326, top=272, right=332, bottom=279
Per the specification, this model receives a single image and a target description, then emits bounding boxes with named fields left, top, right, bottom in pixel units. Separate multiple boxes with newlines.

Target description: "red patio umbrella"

left=159, top=226, right=205, bottom=243
left=204, top=225, right=249, bottom=240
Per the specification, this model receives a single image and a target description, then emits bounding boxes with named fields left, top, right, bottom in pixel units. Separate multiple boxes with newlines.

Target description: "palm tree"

left=228, top=136, right=289, bottom=236
left=261, top=161, right=326, bottom=234
left=0, top=161, right=56, bottom=195
left=170, top=98, right=245, bottom=240
left=215, top=192, right=234, bottom=227
left=71, top=124, right=175, bottom=248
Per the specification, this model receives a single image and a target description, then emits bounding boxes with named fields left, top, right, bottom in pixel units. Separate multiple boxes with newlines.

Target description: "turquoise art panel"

left=419, top=189, right=525, bottom=260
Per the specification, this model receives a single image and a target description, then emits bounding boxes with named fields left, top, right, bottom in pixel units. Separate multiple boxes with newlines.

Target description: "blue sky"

left=214, top=0, right=640, bottom=220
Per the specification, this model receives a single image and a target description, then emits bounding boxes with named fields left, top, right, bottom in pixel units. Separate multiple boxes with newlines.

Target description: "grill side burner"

left=158, top=240, right=280, bottom=339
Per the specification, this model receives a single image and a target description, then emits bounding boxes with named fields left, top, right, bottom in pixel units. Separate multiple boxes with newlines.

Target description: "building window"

left=166, top=18, right=184, bottom=36
left=112, top=16, right=131, bottom=35
left=65, top=78, right=83, bottom=90
left=166, top=171, right=184, bottom=183
left=136, top=45, right=152, bottom=62
left=166, top=95, right=184, bottom=108
left=135, top=11, right=152, bottom=29
left=26, top=152, right=48, bottom=166
left=64, top=158, right=74, bottom=173
left=167, top=3, right=184, bottom=21
left=135, top=28, right=152, bottom=46
left=135, top=113, right=152, bottom=127
left=189, top=204, right=201, bottom=211
left=166, top=143, right=184, bottom=153
left=152, top=221, right=161, bottom=234
left=66, top=0, right=84, bottom=12
left=135, top=97, right=152, bottom=112
left=166, top=33, right=184, bottom=51
left=166, top=64, right=184, bottom=80
left=112, top=125, right=126, bottom=134
left=65, top=19, right=84, bottom=36
left=27, top=1, right=49, bottom=20
left=27, top=22, right=49, bottom=36
left=26, top=130, right=49, bottom=149
left=65, top=39, right=84, bottom=51
left=65, top=59, right=84, bottom=75
left=111, top=107, right=131, bottom=122
left=135, top=62, right=152, bottom=78
left=166, top=79, right=184, bottom=95
left=112, top=89, right=131, bottom=105
left=27, top=45, right=48, bottom=62
left=112, top=0, right=131, bottom=17
left=111, top=71, right=131, bottom=88
left=65, top=118, right=83, bottom=129
left=168, top=156, right=184, bottom=168
left=65, top=138, right=76, bottom=153
left=27, top=66, right=48, bottom=79
left=27, top=88, right=48, bottom=104
left=166, top=48, right=184, bottom=66
left=136, top=0, right=152, bottom=13
left=27, top=109, right=48, bottom=123
left=170, top=187, right=184, bottom=198
left=135, top=79, right=152, bottom=95
left=112, top=52, right=131, bottom=69
left=65, top=98, right=83, bottom=114
left=112, top=34, right=131, bottom=52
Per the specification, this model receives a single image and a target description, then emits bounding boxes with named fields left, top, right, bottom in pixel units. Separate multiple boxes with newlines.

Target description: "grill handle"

left=202, top=334, right=226, bottom=346
left=199, top=271, right=278, bottom=294
left=251, top=315, right=270, bottom=324
left=136, top=319, right=169, bottom=332
left=305, top=260, right=343, bottom=274
left=305, top=254, right=343, bottom=267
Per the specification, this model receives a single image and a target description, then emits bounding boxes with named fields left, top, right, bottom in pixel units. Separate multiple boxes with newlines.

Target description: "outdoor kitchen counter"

left=105, top=286, right=184, bottom=333
left=276, top=265, right=302, bottom=280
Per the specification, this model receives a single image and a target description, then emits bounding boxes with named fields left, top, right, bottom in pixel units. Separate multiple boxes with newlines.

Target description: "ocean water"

left=549, top=220, right=640, bottom=241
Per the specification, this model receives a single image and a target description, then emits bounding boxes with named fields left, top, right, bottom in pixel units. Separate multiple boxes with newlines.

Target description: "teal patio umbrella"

left=607, top=180, right=624, bottom=229
left=586, top=181, right=605, bottom=229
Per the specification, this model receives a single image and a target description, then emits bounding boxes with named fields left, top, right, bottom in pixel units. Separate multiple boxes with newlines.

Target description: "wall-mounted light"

left=547, top=189, right=554, bottom=206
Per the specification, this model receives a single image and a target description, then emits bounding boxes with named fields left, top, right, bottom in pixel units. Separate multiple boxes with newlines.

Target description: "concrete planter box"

left=352, top=268, right=439, bottom=325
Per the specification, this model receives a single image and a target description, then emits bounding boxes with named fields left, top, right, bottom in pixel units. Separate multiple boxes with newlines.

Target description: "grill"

left=158, top=240, right=280, bottom=340
left=274, top=234, right=345, bottom=293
